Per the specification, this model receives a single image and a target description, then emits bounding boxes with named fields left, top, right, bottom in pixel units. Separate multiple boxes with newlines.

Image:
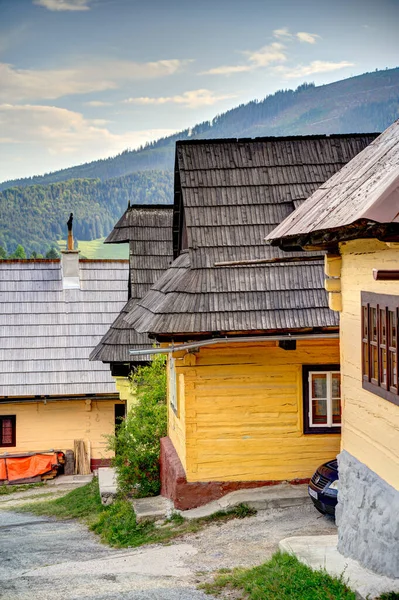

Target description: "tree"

left=12, top=245, right=26, bottom=259
left=45, top=246, right=60, bottom=259
left=0, top=246, right=7, bottom=259
left=109, top=355, right=167, bottom=497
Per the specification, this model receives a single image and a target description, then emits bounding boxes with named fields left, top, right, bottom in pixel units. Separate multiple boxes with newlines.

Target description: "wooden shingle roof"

left=124, top=134, right=377, bottom=339
left=90, top=205, right=173, bottom=363
left=0, top=259, right=129, bottom=397
left=266, top=121, right=399, bottom=249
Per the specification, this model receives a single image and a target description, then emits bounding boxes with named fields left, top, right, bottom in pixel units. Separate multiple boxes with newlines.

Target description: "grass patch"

left=0, top=482, right=45, bottom=496
left=16, top=478, right=104, bottom=522
left=201, top=551, right=356, bottom=600
left=15, top=479, right=256, bottom=548
left=378, top=594, right=399, bottom=600
left=57, top=238, right=129, bottom=259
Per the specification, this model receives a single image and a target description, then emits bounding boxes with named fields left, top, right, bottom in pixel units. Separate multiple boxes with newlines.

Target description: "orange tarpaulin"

left=0, top=453, right=57, bottom=482
left=0, top=459, right=6, bottom=481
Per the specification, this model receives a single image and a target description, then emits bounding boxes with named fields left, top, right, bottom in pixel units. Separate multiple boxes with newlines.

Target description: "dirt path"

left=0, top=493, right=336, bottom=599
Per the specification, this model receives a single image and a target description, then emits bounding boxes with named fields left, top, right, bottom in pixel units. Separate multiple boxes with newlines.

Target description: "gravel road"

left=0, top=493, right=336, bottom=600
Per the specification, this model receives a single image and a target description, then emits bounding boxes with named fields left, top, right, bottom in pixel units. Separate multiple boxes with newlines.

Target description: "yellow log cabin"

left=0, top=253, right=129, bottom=477
left=268, top=120, right=399, bottom=578
left=121, top=134, right=376, bottom=509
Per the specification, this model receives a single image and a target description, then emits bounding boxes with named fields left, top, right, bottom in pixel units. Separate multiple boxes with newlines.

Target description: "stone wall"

left=336, top=450, right=399, bottom=578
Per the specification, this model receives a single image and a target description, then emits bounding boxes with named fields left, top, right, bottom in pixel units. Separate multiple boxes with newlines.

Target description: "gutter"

left=129, top=332, right=339, bottom=356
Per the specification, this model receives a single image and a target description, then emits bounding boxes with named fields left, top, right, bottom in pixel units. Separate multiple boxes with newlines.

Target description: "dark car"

left=308, top=459, right=339, bottom=517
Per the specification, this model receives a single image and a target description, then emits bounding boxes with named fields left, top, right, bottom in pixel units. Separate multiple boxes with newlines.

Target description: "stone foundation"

left=160, top=436, right=309, bottom=510
left=336, top=450, right=399, bottom=578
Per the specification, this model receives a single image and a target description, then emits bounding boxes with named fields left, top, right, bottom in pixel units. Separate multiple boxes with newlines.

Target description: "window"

left=362, top=292, right=399, bottom=405
left=0, top=416, right=16, bottom=447
left=303, top=365, right=341, bottom=434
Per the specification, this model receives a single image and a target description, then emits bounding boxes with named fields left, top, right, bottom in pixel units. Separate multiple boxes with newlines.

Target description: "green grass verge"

left=57, top=238, right=129, bottom=259
left=15, top=479, right=256, bottom=548
left=0, top=482, right=45, bottom=496
left=201, top=552, right=356, bottom=600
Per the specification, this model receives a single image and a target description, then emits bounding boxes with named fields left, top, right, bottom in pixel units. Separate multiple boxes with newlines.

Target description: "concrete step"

left=132, top=495, right=174, bottom=523
left=279, top=535, right=399, bottom=600
left=97, top=467, right=117, bottom=505
left=46, top=474, right=93, bottom=487
left=179, top=483, right=310, bottom=520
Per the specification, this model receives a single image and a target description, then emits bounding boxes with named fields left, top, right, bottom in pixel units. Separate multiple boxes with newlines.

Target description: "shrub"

left=109, top=354, right=167, bottom=497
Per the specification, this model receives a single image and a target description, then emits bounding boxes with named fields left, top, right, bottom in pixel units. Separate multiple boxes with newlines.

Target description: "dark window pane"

left=332, top=373, right=341, bottom=398
left=380, top=309, right=386, bottom=345
left=363, top=305, right=368, bottom=338
left=1, top=418, right=13, bottom=445
left=311, top=374, right=327, bottom=399
left=363, top=342, right=369, bottom=378
left=389, top=311, right=397, bottom=349
left=312, top=399, right=327, bottom=425
left=371, top=345, right=378, bottom=381
left=371, top=308, right=377, bottom=342
left=332, top=398, right=341, bottom=424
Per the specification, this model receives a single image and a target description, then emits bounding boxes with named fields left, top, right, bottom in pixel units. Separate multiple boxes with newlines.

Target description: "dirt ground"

left=0, top=486, right=336, bottom=600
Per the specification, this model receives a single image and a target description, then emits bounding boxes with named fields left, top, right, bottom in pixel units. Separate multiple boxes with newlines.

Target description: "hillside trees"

left=0, top=171, right=173, bottom=255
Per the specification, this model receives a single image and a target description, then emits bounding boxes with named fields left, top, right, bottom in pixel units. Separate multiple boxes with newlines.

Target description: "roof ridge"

left=176, top=133, right=380, bottom=146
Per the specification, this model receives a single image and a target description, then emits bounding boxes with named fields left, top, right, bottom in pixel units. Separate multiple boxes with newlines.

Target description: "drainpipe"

left=129, top=332, right=339, bottom=356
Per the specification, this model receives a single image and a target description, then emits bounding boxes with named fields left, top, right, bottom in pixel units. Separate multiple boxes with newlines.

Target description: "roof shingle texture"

left=90, top=205, right=173, bottom=362
left=266, top=122, right=398, bottom=242
left=0, top=259, right=129, bottom=397
left=125, top=134, right=377, bottom=338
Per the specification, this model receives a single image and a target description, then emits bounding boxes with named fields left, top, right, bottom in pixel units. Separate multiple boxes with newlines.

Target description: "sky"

left=0, top=0, right=398, bottom=182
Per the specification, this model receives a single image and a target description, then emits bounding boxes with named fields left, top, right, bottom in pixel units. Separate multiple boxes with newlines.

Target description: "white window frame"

left=308, top=371, right=341, bottom=428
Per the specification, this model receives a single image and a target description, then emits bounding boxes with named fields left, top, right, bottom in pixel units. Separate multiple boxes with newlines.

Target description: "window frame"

left=0, top=415, right=16, bottom=448
left=302, top=365, right=341, bottom=435
left=361, top=292, right=399, bottom=406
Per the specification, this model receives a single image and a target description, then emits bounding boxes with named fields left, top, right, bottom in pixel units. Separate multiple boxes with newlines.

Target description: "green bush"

left=109, top=354, right=167, bottom=497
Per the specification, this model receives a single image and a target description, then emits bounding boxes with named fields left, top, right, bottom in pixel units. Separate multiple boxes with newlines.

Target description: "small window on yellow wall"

left=0, top=415, right=16, bottom=447
left=303, top=365, right=341, bottom=434
left=169, top=357, right=178, bottom=414
left=362, top=292, right=399, bottom=406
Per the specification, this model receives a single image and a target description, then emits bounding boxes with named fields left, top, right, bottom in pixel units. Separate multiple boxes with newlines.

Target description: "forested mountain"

left=0, top=171, right=172, bottom=256
left=1, top=67, right=398, bottom=255
left=1, top=67, right=398, bottom=192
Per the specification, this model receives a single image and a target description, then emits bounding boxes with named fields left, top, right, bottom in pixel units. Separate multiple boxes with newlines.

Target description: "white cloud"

left=296, top=32, right=320, bottom=44
left=272, top=28, right=321, bottom=44
left=201, top=65, right=251, bottom=76
left=245, top=42, right=287, bottom=68
left=202, top=43, right=287, bottom=76
left=273, top=28, right=292, bottom=39
left=0, top=59, right=191, bottom=102
left=33, top=0, right=91, bottom=11
left=124, top=89, right=236, bottom=108
left=0, top=103, right=175, bottom=180
left=84, top=100, right=112, bottom=107
left=275, top=60, right=354, bottom=79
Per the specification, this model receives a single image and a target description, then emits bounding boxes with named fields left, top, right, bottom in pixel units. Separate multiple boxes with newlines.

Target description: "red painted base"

left=160, top=436, right=309, bottom=510
left=91, top=458, right=112, bottom=471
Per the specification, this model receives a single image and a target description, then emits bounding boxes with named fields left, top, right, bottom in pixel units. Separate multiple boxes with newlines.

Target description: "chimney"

left=62, top=212, right=80, bottom=289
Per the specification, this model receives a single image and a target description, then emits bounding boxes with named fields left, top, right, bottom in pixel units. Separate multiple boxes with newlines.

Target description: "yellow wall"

left=114, top=376, right=137, bottom=413
left=0, top=399, right=122, bottom=459
left=168, top=339, right=340, bottom=483
left=339, top=239, right=399, bottom=490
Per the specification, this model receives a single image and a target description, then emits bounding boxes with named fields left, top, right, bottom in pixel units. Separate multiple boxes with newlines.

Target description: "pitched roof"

left=0, top=258, right=129, bottom=397
left=90, top=205, right=173, bottom=363
left=266, top=121, right=399, bottom=249
left=124, top=134, right=377, bottom=339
